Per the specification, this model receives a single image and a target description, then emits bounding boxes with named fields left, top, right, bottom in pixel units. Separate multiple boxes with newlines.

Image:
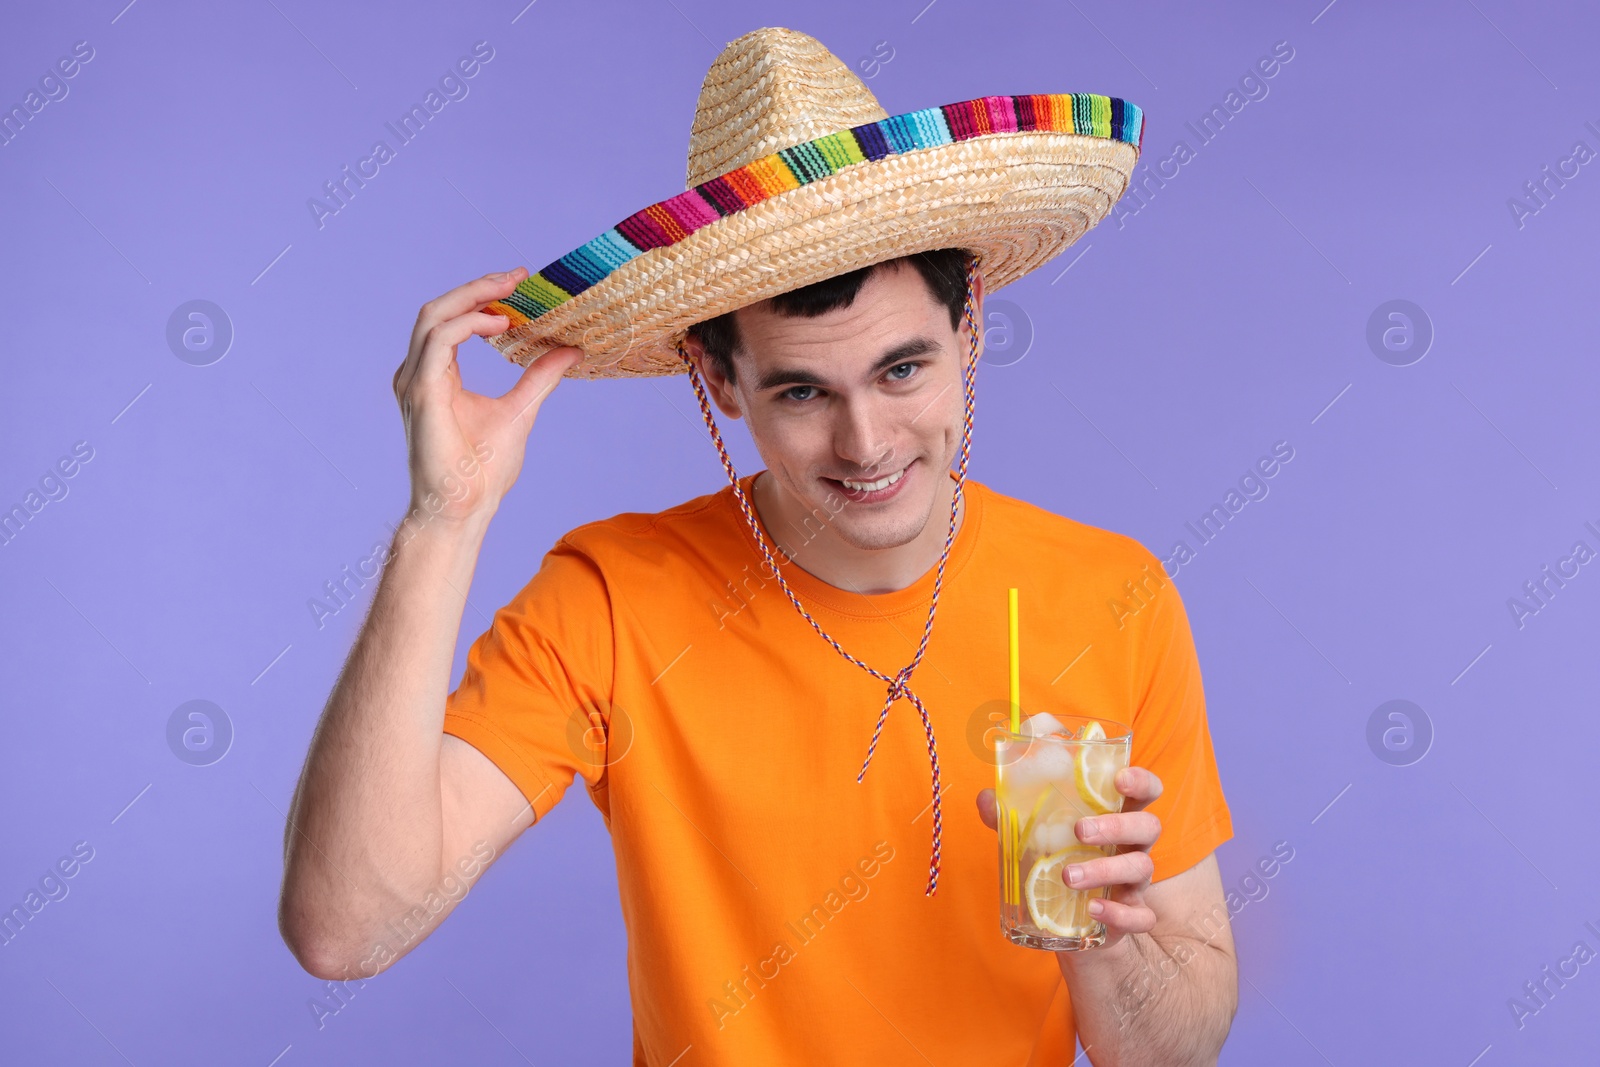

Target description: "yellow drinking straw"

left=1007, top=587, right=1021, bottom=733
left=1002, top=587, right=1022, bottom=905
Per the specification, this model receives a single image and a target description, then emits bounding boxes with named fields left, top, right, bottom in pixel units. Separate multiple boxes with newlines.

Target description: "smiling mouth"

left=839, top=467, right=906, bottom=492
left=824, top=459, right=913, bottom=497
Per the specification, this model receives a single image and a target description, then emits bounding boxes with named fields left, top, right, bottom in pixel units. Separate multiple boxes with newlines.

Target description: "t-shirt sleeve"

left=442, top=536, right=615, bottom=824
left=1129, top=554, right=1232, bottom=882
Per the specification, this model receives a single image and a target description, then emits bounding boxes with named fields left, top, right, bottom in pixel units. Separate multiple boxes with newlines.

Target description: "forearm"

left=1060, top=929, right=1238, bottom=1066
left=278, top=505, right=492, bottom=972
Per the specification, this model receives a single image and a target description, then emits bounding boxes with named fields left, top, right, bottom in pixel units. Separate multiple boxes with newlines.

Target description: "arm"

left=277, top=268, right=583, bottom=980
left=1055, top=843, right=1237, bottom=1064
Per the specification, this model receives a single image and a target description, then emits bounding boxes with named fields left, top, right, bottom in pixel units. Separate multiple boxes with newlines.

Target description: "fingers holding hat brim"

left=396, top=269, right=529, bottom=400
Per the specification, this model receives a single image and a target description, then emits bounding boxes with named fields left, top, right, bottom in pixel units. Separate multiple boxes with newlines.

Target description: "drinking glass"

left=994, top=713, right=1132, bottom=951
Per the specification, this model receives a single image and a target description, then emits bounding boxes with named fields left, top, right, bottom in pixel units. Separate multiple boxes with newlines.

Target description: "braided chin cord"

left=676, top=253, right=982, bottom=897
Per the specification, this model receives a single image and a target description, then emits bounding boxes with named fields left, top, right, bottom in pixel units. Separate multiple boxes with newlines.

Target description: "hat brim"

left=482, top=95, right=1143, bottom=379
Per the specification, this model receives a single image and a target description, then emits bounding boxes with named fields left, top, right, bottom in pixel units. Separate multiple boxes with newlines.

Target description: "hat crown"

left=686, top=27, right=890, bottom=188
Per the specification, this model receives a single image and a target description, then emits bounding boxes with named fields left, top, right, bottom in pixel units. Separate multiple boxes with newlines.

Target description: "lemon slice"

left=1024, top=845, right=1104, bottom=937
left=1073, top=720, right=1121, bottom=815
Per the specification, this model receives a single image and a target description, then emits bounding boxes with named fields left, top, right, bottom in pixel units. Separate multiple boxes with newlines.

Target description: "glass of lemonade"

left=993, top=712, right=1132, bottom=951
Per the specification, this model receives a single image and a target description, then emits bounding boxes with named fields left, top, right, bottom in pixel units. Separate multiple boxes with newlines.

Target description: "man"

left=279, top=27, right=1236, bottom=1066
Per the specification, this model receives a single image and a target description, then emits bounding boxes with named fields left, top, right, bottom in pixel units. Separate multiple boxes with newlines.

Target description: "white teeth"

left=841, top=466, right=906, bottom=492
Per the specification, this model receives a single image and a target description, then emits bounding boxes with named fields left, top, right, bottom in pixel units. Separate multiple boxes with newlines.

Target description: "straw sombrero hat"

left=479, top=26, right=1144, bottom=379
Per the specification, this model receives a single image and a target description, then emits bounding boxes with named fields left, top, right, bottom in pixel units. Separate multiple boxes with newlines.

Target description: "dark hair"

left=686, top=247, right=972, bottom=384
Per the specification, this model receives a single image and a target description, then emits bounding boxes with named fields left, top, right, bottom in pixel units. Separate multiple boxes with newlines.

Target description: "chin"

left=835, top=523, right=924, bottom=552
left=832, top=490, right=938, bottom=551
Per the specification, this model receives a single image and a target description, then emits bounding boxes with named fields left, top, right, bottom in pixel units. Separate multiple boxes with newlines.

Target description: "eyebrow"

left=754, top=336, right=944, bottom=393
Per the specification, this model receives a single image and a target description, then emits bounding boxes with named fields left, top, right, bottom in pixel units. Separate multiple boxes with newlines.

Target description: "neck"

left=752, top=468, right=965, bottom=596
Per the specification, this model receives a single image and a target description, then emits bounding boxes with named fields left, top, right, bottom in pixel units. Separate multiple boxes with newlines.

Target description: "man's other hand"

left=974, top=765, right=1163, bottom=948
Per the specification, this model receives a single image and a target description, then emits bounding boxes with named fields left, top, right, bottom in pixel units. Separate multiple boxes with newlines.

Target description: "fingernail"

left=1078, top=817, right=1098, bottom=838
left=1065, top=864, right=1083, bottom=887
left=1088, top=898, right=1104, bottom=917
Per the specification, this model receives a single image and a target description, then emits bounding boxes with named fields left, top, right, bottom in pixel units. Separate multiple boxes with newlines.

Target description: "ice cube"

left=1020, top=711, right=1068, bottom=738
left=1030, top=807, right=1076, bottom=853
left=1003, top=735, right=1075, bottom=794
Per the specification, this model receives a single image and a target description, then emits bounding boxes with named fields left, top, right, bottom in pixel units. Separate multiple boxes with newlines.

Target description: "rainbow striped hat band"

left=477, top=28, right=1146, bottom=378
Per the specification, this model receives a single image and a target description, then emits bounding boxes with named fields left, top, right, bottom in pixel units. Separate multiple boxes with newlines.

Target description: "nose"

left=834, top=396, right=896, bottom=476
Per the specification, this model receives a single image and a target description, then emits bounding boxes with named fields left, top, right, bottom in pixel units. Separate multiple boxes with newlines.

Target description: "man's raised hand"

left=392, top=267, right=583, bottom=527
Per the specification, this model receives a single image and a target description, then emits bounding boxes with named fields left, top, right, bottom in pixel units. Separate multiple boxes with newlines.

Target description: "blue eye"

left=780, top=361, right=922, bottom=403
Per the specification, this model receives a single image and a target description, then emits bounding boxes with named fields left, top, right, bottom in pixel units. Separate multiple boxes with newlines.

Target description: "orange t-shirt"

left=443, top=471, right=1231, bottom=1065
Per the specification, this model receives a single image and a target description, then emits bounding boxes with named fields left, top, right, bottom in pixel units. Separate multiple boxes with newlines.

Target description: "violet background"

left=3, top=0, right=1598, bottom=1063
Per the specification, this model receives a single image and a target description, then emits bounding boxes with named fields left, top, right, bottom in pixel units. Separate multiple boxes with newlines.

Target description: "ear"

left=680, top=332, right=745, bottom=420
left=956, top=265, right=987, bottom=373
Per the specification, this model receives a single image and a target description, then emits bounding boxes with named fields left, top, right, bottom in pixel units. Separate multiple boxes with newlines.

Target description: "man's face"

left=690, top=260, right=984, bottom=553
